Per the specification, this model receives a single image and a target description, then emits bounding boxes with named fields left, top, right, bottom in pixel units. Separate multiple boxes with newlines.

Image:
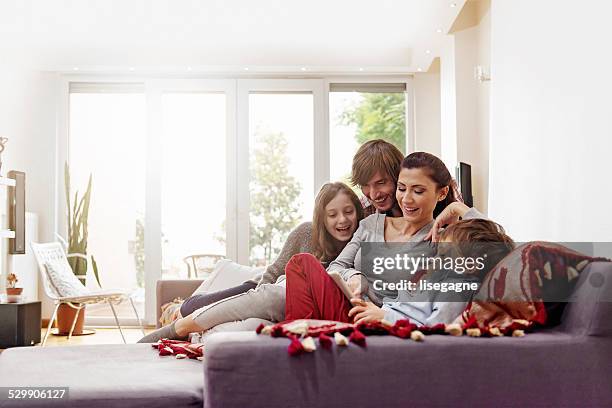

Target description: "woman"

left=139, top=182, right=364, bottom=342
left=285, top=151, right=485, bottom=322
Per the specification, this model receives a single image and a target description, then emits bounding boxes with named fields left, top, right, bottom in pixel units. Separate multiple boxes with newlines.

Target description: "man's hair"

left=350, top=139, right=404, bottom=187
left=440, top=219, right=515, bottom=278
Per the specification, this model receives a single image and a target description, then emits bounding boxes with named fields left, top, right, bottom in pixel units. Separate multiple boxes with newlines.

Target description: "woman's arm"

left=256, top=222, right=312, bottom=287
left=425, top=202, right=488, bottom=242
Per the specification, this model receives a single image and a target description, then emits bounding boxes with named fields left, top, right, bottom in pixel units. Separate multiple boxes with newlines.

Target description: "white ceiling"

left=0, top=0, right=464, bottom=74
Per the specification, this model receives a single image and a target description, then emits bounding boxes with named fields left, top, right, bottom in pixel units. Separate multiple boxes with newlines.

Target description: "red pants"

left=285, top=253, right=351, bottom=323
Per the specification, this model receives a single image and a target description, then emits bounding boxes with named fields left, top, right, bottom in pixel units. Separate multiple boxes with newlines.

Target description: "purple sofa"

left=0, top=262, right=610, bottom=407
left=203, top=261, right=612, bottom=407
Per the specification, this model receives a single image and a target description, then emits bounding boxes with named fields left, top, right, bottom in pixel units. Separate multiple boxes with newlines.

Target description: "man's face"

left=360, top=171, right=396, bottom=212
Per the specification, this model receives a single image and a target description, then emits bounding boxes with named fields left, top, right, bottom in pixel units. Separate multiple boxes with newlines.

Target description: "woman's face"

left=324, top=192, right=359, bottom=242
left=395, top=167, right=448, bottom=224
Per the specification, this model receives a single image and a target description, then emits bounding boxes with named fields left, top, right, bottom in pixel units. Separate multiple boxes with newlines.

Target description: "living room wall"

left=488, top=0, right=612, bottom=241
left=454, top=2, right=490, bottom=214
left=0, top=65, right=57, bottom=245
left=413, top=71, right=441, bottom=157
left=0, top=62, right=57, bottom=318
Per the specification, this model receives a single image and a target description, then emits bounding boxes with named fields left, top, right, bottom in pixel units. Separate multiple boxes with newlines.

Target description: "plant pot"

left=6, top=287, right=23, bottom=303
left=56, top=303, right=86, bottom=335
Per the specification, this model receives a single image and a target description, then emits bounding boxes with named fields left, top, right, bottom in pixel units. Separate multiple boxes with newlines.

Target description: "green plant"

left=340, top=92, right=406, bottom=153
left=64, top=162, right=101, bottom=286
left=249, top=130, right=302, bottom=264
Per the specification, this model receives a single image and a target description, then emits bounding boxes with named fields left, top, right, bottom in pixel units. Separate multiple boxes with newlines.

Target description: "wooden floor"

left=0, top=327, right=156, bottom=352
left=39, top=327, right=155, bottom=346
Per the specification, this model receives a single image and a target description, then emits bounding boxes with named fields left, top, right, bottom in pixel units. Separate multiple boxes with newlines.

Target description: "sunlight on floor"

left=39, top=327, right=155, bottom=347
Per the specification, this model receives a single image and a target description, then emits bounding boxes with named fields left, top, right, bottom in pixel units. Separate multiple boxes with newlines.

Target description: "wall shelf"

left=0, top=229, right=15, bottom=239
left=0, top=177, right=16, bottom=187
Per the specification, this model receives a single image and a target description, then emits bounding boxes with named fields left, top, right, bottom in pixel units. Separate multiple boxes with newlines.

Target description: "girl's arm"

left=256, top=222, right=311, bottom=287
left=326, top=219, right=367, bottom=281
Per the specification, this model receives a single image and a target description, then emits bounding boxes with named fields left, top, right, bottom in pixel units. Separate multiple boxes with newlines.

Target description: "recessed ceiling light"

left=417, top=68, right=423, bottom=72
left=73, top=67, right=79, bottom=71
left=436, top=28, right=443, bottom=33
left=187, top=66, right=193, bottom=71
left=301, top=67, right=307, bottom=71
left=244, top=67, right=249, bottom=71
left=450, top=3, right=457, bottom=7
left=425, top=50, right=431, bottom=54
left=359, top=67, right=364, bottom=72
left=129, top=67, right=135, bottom=71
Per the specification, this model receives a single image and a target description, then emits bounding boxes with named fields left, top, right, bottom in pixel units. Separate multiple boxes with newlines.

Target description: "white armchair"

left=30, top=242, right=144, bottom=346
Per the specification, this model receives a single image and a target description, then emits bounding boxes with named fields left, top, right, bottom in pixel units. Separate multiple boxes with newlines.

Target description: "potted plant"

left=56, top=163, right=101, bottom=335
left=6, top=272, right=22, bottom=302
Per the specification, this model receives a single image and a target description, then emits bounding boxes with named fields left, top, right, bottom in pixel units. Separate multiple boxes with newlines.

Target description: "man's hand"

left=348, top=298, right=385, bottom=324
left=347, top=275, right=367, bottom=299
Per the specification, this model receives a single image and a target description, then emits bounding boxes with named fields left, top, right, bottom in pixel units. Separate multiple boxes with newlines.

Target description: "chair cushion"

left=191, top=259, right=264, bottom=296
left=45, top=259, right=89, bottom=298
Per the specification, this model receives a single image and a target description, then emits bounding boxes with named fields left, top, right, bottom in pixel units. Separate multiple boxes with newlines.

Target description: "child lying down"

left=349, top=219, right=515, bottom=326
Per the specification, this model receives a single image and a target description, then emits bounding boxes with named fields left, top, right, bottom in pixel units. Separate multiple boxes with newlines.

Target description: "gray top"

left=327, top=207, right=485, bottom=304
left=252, top=222, right=313, bottom=286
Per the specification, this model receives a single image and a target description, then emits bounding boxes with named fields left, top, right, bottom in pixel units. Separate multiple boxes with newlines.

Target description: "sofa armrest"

left=156, top=279, right=203, bottom=328
left=561, top=261, right=612, bottom=336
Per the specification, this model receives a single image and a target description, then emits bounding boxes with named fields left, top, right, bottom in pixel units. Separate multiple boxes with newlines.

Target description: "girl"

left=139, top=182, right=364, bottom=342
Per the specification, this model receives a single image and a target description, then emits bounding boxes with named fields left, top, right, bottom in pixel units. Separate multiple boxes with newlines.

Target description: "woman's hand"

left=347, top=275, right=368, bottom=299
left=348, top=298, right=385, bottom=324
left=424, top=201, right=471, bottom=242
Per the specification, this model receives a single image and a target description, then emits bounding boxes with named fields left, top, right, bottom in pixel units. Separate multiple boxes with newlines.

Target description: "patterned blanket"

left=454, top=241, right=609, bottom=328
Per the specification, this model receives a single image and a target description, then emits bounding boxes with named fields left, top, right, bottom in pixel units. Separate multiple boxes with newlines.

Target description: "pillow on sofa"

left=191, top=259, right=264, bottom=296
left=456, top=242, right=609, bottom=329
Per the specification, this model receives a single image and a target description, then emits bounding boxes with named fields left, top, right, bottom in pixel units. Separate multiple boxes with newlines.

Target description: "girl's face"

left=395, top=167, right=449, bottom=225
left=324, top=192, right=359, bottom=242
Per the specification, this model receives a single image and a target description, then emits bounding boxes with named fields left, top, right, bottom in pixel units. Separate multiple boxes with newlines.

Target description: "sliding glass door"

left=63, top=77, right=410, bottom=325
left=68, top=84, right=146, bottom=322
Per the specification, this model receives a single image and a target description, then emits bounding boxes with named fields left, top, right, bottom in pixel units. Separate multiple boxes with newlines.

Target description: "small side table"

left=0, top=301, right=41, bottom=348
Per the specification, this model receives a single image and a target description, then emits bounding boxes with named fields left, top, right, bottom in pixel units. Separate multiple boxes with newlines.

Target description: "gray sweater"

left=252, top=222, right=313, bottom=286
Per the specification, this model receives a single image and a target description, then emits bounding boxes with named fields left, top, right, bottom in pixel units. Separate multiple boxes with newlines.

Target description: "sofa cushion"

left=0, top=344, right=203, bottom=408
left=191, top=259, right=264, bottom=296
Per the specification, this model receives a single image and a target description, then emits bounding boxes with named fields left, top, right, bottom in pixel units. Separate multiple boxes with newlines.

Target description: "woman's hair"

left=311, top=182, right=364, bottom=262
left=439, top=219, right=515, bottom=278
left=351, top=139, right=404, bottom=188
left=401, top=151, right=458, bottom=218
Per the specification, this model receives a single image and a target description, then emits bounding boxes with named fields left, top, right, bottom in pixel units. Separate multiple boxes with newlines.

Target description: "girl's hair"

left=401, top=152, right=458, bottom=218
left=351, top=139, right=404, bottom=188
left=312, top=182, right=364, bottom=262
